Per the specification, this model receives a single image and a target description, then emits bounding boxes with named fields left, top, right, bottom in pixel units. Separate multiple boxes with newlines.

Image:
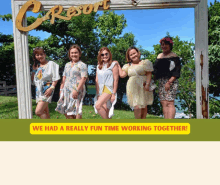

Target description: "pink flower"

left=166, top=37, right=173, bottom=44
left=159, top=37, right=173, bottom=45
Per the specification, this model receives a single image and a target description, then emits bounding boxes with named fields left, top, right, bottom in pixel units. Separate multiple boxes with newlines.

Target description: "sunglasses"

left=101, top=53, right=109, bottom=57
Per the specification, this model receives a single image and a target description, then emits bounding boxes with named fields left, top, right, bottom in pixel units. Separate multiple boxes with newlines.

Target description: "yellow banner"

left=30, top=123, right=190, bottom=135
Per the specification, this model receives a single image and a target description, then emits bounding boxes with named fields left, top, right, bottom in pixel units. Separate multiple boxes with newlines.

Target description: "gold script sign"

left=16, top=0, right=110, bottom=32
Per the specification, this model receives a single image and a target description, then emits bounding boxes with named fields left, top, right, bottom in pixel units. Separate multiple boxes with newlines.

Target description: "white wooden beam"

left=14, top=0, right=200, bottom=10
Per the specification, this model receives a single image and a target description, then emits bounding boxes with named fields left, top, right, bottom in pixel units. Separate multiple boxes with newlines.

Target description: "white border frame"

left=11, top=0, right=208, bottom=119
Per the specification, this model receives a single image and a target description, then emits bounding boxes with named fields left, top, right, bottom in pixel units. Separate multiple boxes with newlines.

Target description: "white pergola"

left=11, top=0, right=208, bottom=119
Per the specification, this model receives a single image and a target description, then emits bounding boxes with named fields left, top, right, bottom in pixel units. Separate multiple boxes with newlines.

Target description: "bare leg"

left=65, top=114, right=75, bottom=119
left=106, top=108, right=111, bottom=119
left=167, top=101, right=175, bottom=119
left=134, top=106, right=141, bottom=119
left=95, top=93, right=112, bottom=119
left=35, top=102, right=50, bottom=119
left=161, top=100, right=168, bottom=119
left=76, top=114, right=82, bottom=119
left=44, top=106, right=50, bottom=119
left=103, top=103, right=110, bottom=119
left=141, top=105, right=148, bottom=119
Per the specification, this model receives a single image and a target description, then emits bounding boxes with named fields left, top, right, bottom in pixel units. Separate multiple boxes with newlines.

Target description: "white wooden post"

left=12, top=0, right=32, bottom=119
left=195, top=0, right=209, bottom=119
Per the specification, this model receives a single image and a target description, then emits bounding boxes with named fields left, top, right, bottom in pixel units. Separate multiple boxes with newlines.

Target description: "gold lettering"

left=94, top=1, right=103, bottom=12
left=43, top=9, right=52, bottom=21
left=50, top=5, right=61, bottom=24
left=83, top=4, right=94, bottom=15
left=67, top=7, right=76, bottom=19
left=103, top=0, right=110, bottom=10
left=48, top=5, right=70, bottom=24
left=74, top=5, right=83, bottom=16
left=16, top=0, right=43, bottom=32
left=15, top=0, right=111, bottom=32
left=53, top=5, right=72, bottom=21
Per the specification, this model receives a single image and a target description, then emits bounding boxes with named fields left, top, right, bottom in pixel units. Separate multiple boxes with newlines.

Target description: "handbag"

left=148, top=79, right=157, bottom=91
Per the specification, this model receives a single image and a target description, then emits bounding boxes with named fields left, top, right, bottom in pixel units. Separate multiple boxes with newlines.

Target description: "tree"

left=1, top=11, right=198, bottom=116
left=0, top=32, right=43, bottom=85
left=96, top=11, right=127, bottom=46
left=1, top=10, right=138, bottom=106
left=0, top=33, right=15, bottom=85
left=209, top=96, right=220, bottom=118
left=1, top=11, right=100, bottom=66
left=208, top=0, right=220, bottom=96
left=178, top=59, right=196, bottom=118
left=172, top=35, right=196, bottom=117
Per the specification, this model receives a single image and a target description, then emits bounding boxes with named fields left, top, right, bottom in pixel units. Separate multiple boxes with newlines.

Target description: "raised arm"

left=114, top=61, right=127, bottom=78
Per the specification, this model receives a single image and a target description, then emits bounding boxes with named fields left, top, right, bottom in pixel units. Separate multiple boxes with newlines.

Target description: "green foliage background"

left=1, top=1, right=220, bottom=118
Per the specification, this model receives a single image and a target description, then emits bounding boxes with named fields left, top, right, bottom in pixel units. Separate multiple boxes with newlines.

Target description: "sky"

left=0, top=0, right=216, bottom=52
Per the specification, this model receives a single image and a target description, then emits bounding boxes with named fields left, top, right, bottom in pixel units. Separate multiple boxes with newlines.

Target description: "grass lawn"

left=0, top=96, right=162, bottom=119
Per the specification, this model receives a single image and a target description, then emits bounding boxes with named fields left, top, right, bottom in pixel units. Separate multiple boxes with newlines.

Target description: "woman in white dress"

left=94, top=47, right=119, bottom=119
left=55, top=45, right=88, bottom=119
left=32, top=47, right=60, bottom=119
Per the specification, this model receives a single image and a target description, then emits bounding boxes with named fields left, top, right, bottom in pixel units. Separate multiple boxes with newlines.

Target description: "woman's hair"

left=97, top=47, right=112, bottom=70
left=126, top=46, right=140, bottom=63
left=159, top=36, right=173, bottom=51
left=33, top=47, right=45, bottom=67
left=68, top=44, right=82, bottom=60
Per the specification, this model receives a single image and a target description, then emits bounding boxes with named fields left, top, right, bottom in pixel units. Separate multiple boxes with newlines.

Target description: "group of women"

left=31, top=36, right=181, bottom=119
